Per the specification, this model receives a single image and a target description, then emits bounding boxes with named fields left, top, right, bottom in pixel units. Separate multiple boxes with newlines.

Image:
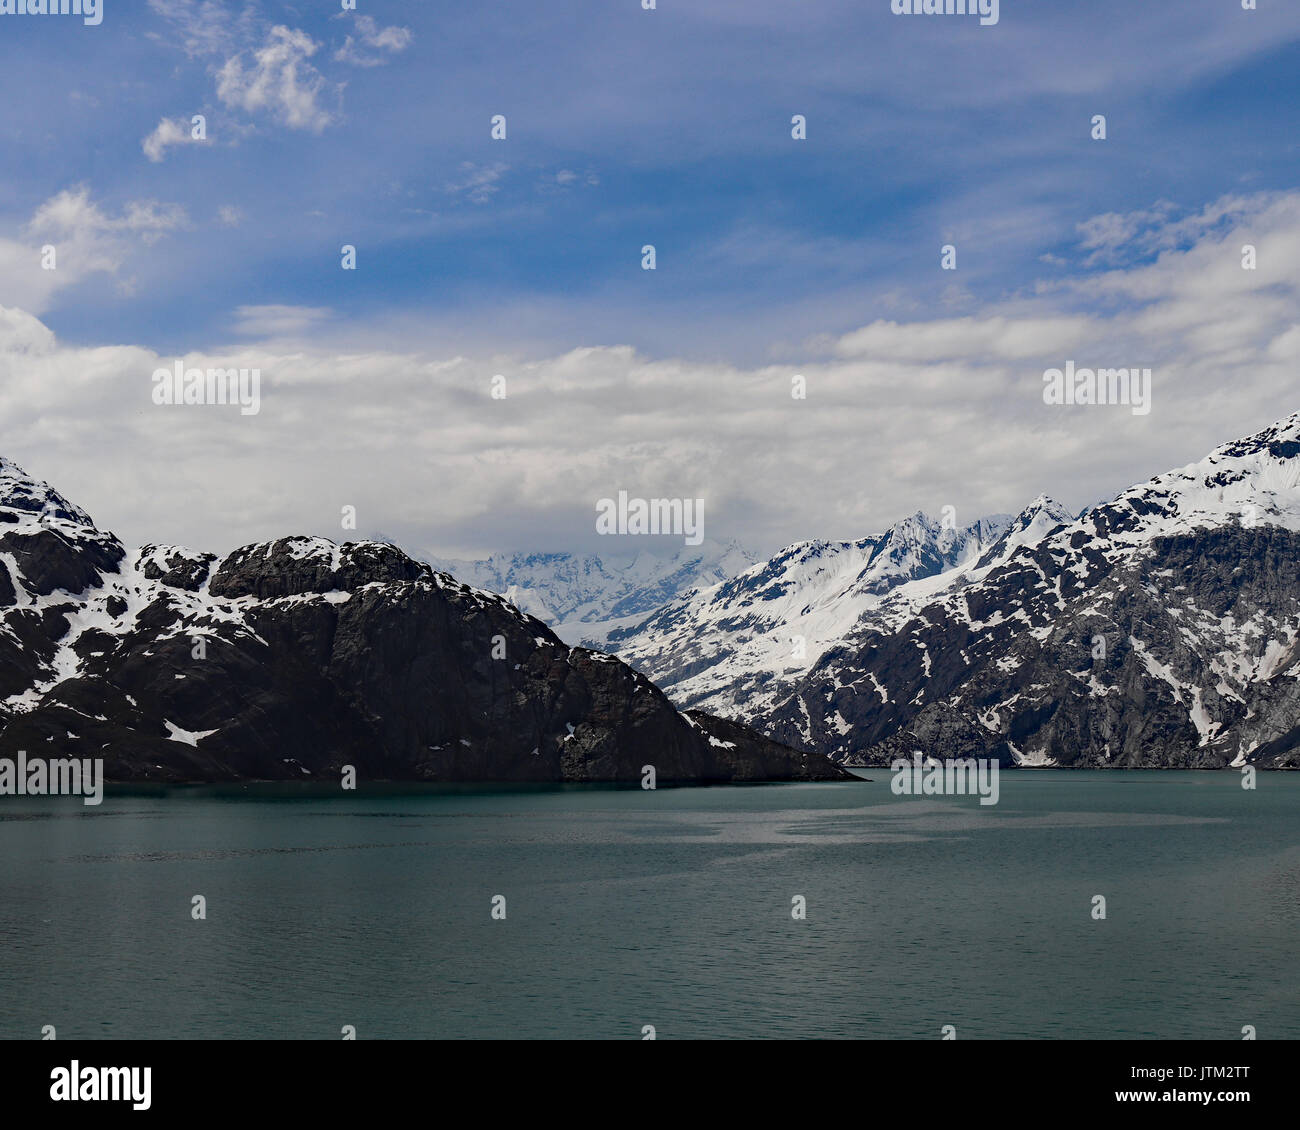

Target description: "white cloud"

left=445, top=162, right=508, bottom=205
left=335, top=14, right=413, bottom=67
left=0, top=187, right=186, bottom=314
left=147, top=6, right=340, bottom=135
left=231, top=305, right=333, bottom=337
left=536, top=168, right=599, bottom=196
left=0, top=192, right=1297, bottom=560
left=1075, top=196, right=1262, bottom=268
left=27, top=189, right=186, bottom=245
left=141, top=116, right=197, bottom=163
left=834, top=316, right=1094, bottom=363
left=146, top=0, right=253, bottom=57
left=216, top=26, right=335, bottom=133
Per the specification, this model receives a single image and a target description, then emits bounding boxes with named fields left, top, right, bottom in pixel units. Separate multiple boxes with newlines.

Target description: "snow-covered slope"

left=762, top=411, right=1300, bottom=768
left=428, top=539, right=756, bottom=642
left=0, top=459, right=847, bottom=783
left=0, top=455, right=94, bottom=525
left=598, top=508, right=1043, bottom=718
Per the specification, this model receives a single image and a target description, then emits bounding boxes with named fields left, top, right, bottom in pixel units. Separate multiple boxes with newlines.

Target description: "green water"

left=0, top=770, right=1295, bottom=1039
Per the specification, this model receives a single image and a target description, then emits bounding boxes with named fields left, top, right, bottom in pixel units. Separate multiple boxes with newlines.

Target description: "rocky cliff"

left=761, top=413, right=1300, bottom=769
left=0, top=458, right=850, bottom=784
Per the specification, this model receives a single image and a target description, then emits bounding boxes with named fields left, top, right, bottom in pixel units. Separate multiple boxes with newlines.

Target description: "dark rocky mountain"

left=760, top=413, right=1300, bottom=769
left=0, top=458, right=849, bottom=784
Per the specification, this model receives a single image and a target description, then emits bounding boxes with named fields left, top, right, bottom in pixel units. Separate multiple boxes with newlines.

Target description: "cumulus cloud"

left=0, top=187, right=186, bottom=314
left=216, top=26, right=335, bottom=133
left=141, top=116, right=198, bottom=163
left=335, top=15, right=413, bottom=67
left=147, top=5, right=341, bottom=135
left=0, top=192, right=1297, bottom=561
left=28, top=189, right=186, bottom=247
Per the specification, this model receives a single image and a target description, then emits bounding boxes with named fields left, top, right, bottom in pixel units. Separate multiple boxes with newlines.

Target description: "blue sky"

left=5, top=0, right=1297, bottom=357
left=2, top=1, right=1300, bottom=558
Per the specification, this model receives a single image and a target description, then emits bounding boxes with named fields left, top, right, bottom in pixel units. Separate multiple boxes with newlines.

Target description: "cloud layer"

left=1, top=192, right=1296, bottom=563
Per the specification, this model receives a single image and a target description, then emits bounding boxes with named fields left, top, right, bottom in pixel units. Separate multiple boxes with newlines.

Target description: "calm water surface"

left=1, top=770, right=1296, bottom=1039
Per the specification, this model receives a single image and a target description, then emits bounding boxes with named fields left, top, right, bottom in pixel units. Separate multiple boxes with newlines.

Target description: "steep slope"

left=764, top=412, right=1300, bottom=769
left=0, top=461, right=849, bottom=784
left=599, top=509, right=1026, bottom=719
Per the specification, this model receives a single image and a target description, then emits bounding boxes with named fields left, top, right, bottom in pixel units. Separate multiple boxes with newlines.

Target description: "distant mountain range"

left=13, top=411, right=1297, bottom=780
left=763, top=412, right=1300, bottom=770
left=0, top=460, right=846, bottom=784
left=591, top=507, right=1058, bottom=717
left=623, top=414, right=1300, bottom=769
left=428, top=540, right=756, bottom=645
left=438, top=412, right=1300, bottom=770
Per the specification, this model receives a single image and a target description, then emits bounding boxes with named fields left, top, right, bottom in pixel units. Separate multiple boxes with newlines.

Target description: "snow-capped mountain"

left=0, top=459, right=845, bottom=783
left=759, top=411, right=1300, bottom=769
left=598, top=508, right=1042, bottom=719
left=428, top=539, right=756, bottom=643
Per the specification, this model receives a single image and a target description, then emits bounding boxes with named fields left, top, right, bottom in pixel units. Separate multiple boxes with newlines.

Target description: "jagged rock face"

left=597, top=510, right=1023, bottom=720
left=761, top=415, right=1300, bottom=770
left=0, top=469, right=849, bottom=785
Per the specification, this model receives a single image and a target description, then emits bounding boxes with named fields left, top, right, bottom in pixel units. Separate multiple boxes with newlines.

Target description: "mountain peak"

left=1212, top=409, right=1300, bottom=460
left=1017, top=494, right=1074, bottom=527
left=0, top=456, right=95, bottom=527
left=1098, top=409, right=1300, bottom=540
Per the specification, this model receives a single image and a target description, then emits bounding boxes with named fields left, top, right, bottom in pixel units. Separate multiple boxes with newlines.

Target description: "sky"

left=1, top=0, right=1299, bottom=560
